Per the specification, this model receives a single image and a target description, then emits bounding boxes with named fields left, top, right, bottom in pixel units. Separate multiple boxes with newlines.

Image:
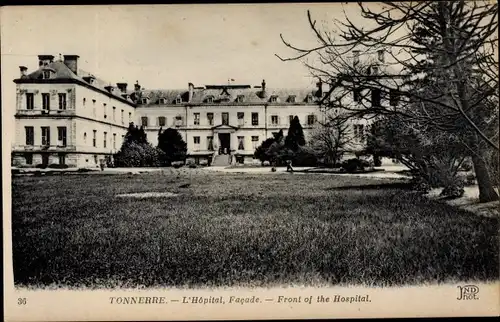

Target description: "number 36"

left=18, top=298, right=27, bottom=305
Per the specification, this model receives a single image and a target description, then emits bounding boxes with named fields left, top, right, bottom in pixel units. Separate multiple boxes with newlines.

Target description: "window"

left=25, top=126, right=34, bottom=145
left=83, top=98, right=86, bottom=106
left=238, top=136, right=244, bottom=150
left=92, top=99, right=96, bottom=117
left=353, top=87, right=362, bottom=103
left=371, top=65, right=379, bottom=75
left=26, top=93, right=34, bottom=110
left=121, top=109, right=124, bottom=124
left=42, top=70, right=51, bottom=79
left=58, top=153, right=66, bottom=165
left=252, top=112, right=259, bottom=126
left=206, top=96, right=213, bottom=103
left=306, top=94, right=314, bottom=103
left=25, top=153, right=33, bottom=165
left=307, top=114, right=316, bottom=125
left=271, top=115, right=278, bottom=125
left=94, top=155, right=98, bottom=164
left=252, top=136, right=259, bottom=150
left=270, top=95, right=278, bottom=103
left=378, top=49, right=385, bottom=63
left=175, top=115, right=183, bottom=126
left=207, top=136, right=214, bottom=150
left=42, top=93, right=50, bottom=110
left=57, top=127, right=67, bottom=146
left=58, top=93, right=67, bottom=110
left=193, top=136, right=200, bottom=150
left=289, top=95, right=296, bottom=103
left=103, top=132, right=107, bottom=148
left=93, top=130, right=97, bottom=147
left=103, top=103, right=107, bottom=118
left=158, top=116, right=166, bottom=127
left=84, top=132, right=87, bottom=144
left=159, top=98, right=166, bottom=104
left=236, top=95, right=244, bottom=103
left=112, top=107, right=116, bottom=121
left=390, top=89, right=400, bottom=106
left=353, top=50, right=360, bottom=64
left=353, top=124, right=365, bottom=141
left=371, top=88, right=381, bottom=107
left=237, top=112, right=244, bottom=126
left=141, top=116, right=148, bottom=127
left=141, top=98, right=148, bottom=104
left=207, top=113, right=214, bottom=126
left=113, top=133, right=116, bottom=149
left=128, top=112, right=132, bottom=124
left=41, top=127, right=50, bottom=146
left=194, top=113, right=200, bottom=125
left=176, top=97, right=182, bottom=104
left=222, top=112, right=229, bottom=125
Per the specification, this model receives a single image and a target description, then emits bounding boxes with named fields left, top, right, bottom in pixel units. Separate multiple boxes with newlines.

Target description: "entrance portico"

left=212, top=124, right=238, bottom=155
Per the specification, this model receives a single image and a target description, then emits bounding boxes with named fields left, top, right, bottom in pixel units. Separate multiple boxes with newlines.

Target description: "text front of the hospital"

left=12, top=54, right=378, bottom=168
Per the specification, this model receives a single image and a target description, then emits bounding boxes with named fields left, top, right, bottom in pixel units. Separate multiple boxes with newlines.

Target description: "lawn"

left=11, top=171, right=499, bottom=289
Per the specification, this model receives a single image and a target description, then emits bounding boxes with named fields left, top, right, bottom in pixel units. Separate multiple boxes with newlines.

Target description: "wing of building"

left=12, top=54, right=376, bottom=168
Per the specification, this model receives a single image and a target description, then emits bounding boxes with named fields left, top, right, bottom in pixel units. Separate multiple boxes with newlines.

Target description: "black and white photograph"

left=2, top=2, right=499, bottom=320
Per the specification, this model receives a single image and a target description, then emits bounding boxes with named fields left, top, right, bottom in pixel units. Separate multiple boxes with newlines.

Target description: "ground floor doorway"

left=218, top=133, right=231, bottom=155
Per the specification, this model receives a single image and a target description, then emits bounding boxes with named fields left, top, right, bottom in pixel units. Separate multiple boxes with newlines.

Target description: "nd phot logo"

left=457, top=285, right=479, bottom=300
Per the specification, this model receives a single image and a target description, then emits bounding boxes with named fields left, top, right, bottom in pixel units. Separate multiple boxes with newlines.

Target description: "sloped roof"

left=135, top=86, right=321, bottom=106
left=16, top=60, right=136, bottom=106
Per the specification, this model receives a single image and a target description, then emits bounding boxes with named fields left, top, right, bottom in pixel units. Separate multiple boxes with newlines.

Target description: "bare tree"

left=277, top=1, right=499, bottom=202
left=310, top=117, right=352, bottom=167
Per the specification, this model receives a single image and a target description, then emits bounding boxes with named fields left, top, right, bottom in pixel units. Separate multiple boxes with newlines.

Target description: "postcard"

left=2, top=3, right=499, bottom=321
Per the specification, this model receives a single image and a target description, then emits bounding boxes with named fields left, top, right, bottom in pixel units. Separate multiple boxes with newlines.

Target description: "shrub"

left=48, top=164, right=69, bottom=169
left=188, top=163, right=198, bottom=169
left=459, top=159, right=473, bottom=172
left=410, top=176, right=431, bottom=194
left=35, top=164, right=47, bottom=169
left=172, top=161, right=184, bottom=168
left=292, top=146, right=318, bottom=167
left=341, top=158, right=366, bottom=173
left=466, top=173, right=476, bottom=185
left=77, top=168, right=92, bottom=173
left=440, top=181, right=465, bottom=199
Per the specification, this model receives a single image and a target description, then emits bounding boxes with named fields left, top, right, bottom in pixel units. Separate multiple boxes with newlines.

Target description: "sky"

left=0, top=4, right=357, bottom=91
left=0, top=3, right=369, bottom=137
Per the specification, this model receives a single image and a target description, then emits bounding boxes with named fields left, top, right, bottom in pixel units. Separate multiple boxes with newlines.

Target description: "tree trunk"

left=471, top=154, right=499, bottom=203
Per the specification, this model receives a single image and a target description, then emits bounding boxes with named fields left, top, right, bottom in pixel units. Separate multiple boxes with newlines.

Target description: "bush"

left=440, top=182, right=465, bottom=199
left=292, top=146, right=318, bottom=167
left=48, top=164, right=69, bottom=169
left=410, top=176, right=431, bottom=194
left=459, top=159, right=473, bottom=172
left=172, top=161, right=184, bottom=168
left=188, top=163, right=198, bottom=169
left=35, top=164, right=47, bottom=169
left=77, top=168, right=92, bottom=173
left=341, top=158, right=366, bottom=173
left=114, top=142, right=161, bottom=167
left=466, top=173, right=476, bottom=185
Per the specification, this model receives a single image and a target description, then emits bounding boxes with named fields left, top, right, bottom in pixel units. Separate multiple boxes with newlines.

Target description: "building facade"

left=12, top=54, right=377, bottom=168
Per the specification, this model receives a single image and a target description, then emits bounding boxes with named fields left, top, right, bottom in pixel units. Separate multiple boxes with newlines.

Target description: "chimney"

left=261, top=79, right=266, bottom=92
left=316, top=78, right=323, bottom=97
left=38, top=55, right=55, bottom=67
left=116, top=83, right=128, bottom=93
left=188, top=82, right=194, bottom=102
left=134, top=80, right=141, bottom=91
left=19, top=66, right=28, bottom=78
left=63, top=55, right=79, bottom=75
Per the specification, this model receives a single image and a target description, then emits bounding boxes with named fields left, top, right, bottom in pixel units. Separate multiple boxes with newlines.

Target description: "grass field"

left=11, top=171, right=499, bottom=289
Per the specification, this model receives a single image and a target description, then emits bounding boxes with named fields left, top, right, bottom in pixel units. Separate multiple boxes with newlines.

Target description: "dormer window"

left=158, top=98, right=166, bottom=105
left=353, top=50, right=360, bottom=64
left=378, top=49, right=385, bottom=63
left=141, top=98, right=148, bottom=104
left=270, top=95, right=278, bottom=103
left=306, top=94, right=314, bottom=103
left=371, top=65, right=379, bottom=75
left=42, top=70, right=51, bottom=79
left=288, top=95, right=296, bottom=103
left=206, top=96, right=214, bottom=103
left=236, top=95, right=245, bottom=103
left=176, top=97, right=182, bottom=104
